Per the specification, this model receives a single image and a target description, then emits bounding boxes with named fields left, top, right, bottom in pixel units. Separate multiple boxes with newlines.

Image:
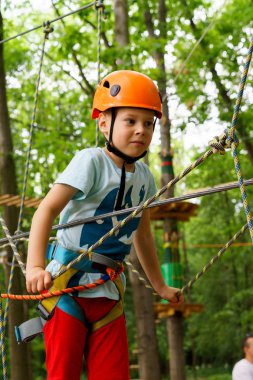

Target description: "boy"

left=26, top=70, right=184, bottom=380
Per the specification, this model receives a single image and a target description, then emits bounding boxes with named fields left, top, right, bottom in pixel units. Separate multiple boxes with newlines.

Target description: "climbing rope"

left=0, top=217, right=26, bottom=276
left=16, top=22, right=53, bottom=233
left=52, top=147, right=217, bottom=280
left=126, top=217, right=253, bottom=297
left=0, top=264, right=124, bottom=301
left=208, top=36, right=253, bottom=242
left=0, top=1, right=97, bottom=45
left=0, top=145, right=216, bottom=285
left=0, top=24, right=54, bottom=380
left=1, top=217, right=251, bottom=301
left=124, top=260, right=156, bottom=295
left=228, top=36, right=253, bottom=241
left=0, top=178, right=253, bottom=247
left=50, top=35, right=253, bottom=293
left=0, top=274, right=110, bottom=301
left=0, top=298, right=8, bottom=380
left=178, top=218, right=253, bottom=296
left=0, top=129, right=246, bottom=284
left=0, top=12, right=252, bottom=379
left=0, top=4, right=98, bottom=378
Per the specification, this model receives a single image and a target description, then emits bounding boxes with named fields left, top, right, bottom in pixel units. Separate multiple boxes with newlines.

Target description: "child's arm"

left=26, top=183, right=77, bottom=294
left=133, top=209, right=184, bottom=304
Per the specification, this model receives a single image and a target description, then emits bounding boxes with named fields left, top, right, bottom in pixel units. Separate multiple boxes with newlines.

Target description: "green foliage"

left=1, top=0, right=253, bottom=377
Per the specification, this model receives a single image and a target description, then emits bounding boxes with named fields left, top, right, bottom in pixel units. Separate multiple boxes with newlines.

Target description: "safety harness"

left=15, top=243, right=124, bottom=343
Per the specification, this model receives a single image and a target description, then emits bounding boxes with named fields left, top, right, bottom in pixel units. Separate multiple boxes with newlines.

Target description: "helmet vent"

left=103, top=80, right=110, bottom=88
left=110, top=84, right=121, bottom=97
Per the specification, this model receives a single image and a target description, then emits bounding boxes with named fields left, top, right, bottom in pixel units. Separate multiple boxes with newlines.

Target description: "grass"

left=186, top=366, right=231, bottom=380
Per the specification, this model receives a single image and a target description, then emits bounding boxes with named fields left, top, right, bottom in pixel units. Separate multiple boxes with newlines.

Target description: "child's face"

left=99, top=107, right=155, bottom=158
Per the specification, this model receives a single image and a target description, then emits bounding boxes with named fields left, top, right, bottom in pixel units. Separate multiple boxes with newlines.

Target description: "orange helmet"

left=92, top=70, right=162, bottom=119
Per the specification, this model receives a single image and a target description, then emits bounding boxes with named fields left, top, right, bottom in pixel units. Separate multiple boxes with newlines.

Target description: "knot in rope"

left=224, top=127, right=239, bottom=148
left=95, top=0, right=106, bottom=18
left=209, top=128, right=239, bottom=154
left=43, top=21, right=54, bottom=38
left=106, top=263, right=124, bottom=281
left=95, top=0, right=104, bottom=10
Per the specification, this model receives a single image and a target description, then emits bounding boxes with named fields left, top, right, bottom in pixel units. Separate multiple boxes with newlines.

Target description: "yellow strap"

left=41, top=266, right=124, bottom=331
left=92, top=276, right=124, bottom=332
left=41, top=266, right=77, bottom=314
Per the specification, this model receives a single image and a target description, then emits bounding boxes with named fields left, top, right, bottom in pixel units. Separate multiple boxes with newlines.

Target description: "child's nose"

left=135, top=123, right=145, bottom=134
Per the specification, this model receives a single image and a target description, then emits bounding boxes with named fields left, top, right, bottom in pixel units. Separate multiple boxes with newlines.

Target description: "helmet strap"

left=114, top=162, right=126, bottom=211
left=106, top=108, right=147, bottom=164
left=106, top=108, right=147, bottom=210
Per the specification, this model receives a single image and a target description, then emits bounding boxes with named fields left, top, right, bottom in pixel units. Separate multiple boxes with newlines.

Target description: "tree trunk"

left=0, top=11, right=33, bottom=380
left=167, top=312, right=186, bottom=380
left=113, top=1, right=161, bottom=378
left=143, top=1, right=186, bottom=379
left=113, top=0, right=129, bottom=46
left=128, top=247, right=161, bottom=380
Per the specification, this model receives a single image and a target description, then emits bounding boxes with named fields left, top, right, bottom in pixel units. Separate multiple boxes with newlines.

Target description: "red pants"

left=43, top=297, right=130, bottom=380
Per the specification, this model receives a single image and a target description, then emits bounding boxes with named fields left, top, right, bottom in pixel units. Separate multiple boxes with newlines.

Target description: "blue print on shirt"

left=80, top=185, right=146, bottom=260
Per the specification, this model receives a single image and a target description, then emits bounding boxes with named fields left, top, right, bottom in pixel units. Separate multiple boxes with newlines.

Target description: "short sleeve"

left=146, top=171, right=157, bottom=199
left=55, top=149, right=96, bottom=198
left=232, top=361, right=253, bottom=380
left=141, top=164, right=157, bottom=200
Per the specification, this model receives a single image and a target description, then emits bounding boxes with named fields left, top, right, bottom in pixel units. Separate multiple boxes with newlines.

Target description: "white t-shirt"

left=232, top=358, right=253, bottom=380
left=46, top=147, right=157, bottom=300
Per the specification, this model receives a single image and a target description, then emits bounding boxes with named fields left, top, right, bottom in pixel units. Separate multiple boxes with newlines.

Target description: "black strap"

left=106, top=141, right=147, bottom=164
left=115, top=162, right=126, bottom=211
left=107, top=108, right=147, bottom=164
left=107, top=107, right=147, bottom=210
left=109, top=107, right=116, bottom=143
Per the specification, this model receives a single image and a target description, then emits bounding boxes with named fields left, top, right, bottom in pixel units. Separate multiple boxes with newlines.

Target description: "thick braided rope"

left=0, top=27, right=52, bottom=373
left=95, top=0, right=104, bottom=147
left=0, top=24, right=53, bottom=377
left=0, top=299, right=8, bottom=380
left=52, top=149, right=214, bottom=279
left=124, top=260, right=157, bottom=295
left=178, top=219, right=252, bottom=295
left=16, top=23, right=53, bottom=233
left=1, top=179, right=253, bottom=248
left=0, top=219, right=251, bottom=302
left=0, top=28, right=53, bottom=358
left=0, top=217, right=26, bottom=276
left=0, top=1, right=97, bottom=45
left=129, top=219, right=251, bottom=298
left=0, top=216, right=26, bottom=340
left=228, top=36, right=253, bottom=241
left=0, top=274, right=110, bottom=301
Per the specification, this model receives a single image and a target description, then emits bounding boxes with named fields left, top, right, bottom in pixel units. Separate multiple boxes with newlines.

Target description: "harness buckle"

left=37, top=302, right=55, bottom=321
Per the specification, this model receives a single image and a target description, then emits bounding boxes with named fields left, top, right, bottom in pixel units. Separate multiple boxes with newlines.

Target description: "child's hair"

left=92, top=70, right=162, bottom=119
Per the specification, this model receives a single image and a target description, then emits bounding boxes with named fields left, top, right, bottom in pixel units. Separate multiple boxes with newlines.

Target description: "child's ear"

left=98, top=112, right=109, bottom=135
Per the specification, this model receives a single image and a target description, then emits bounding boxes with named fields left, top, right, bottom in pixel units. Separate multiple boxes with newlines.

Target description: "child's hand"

left=157, top=284, right=184, bottom=305
left=26, top=267, right=52, bottom=294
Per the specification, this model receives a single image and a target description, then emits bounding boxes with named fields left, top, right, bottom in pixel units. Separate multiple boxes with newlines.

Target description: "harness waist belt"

left=47, top=243, right=123, bottom=273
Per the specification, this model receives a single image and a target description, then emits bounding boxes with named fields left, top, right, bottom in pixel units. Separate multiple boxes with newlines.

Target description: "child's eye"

left=126, top=119, right=135, bottom=125
left=144, top=121, right=153, bottom=127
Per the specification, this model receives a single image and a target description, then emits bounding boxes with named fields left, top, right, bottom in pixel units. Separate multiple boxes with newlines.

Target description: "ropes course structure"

left=0, top=1, right=253, bottom=379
